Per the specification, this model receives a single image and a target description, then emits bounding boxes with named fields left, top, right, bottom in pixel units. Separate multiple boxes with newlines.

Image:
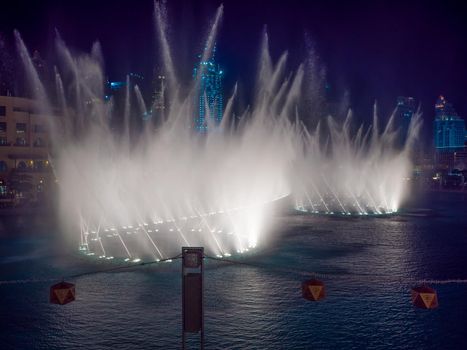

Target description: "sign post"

left=182, top=247, right=204, bottom=349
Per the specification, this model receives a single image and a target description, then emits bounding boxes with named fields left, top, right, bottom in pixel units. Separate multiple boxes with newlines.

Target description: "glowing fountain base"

left=77, top=194, right=287, bottom=263
left=294, top=206, right=397, bottom=218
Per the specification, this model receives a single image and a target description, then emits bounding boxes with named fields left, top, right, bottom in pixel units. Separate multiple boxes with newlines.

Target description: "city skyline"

left=1, top=0, right=467, bottom=133
left=0, top=0, right=467, bottom=161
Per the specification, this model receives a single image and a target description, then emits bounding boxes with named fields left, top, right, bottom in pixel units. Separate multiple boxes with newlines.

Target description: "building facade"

left=193, top=47, right=224, bottom=132
left=433, top=96, right=467, bottom=169
left=0, top=95, right=55, bottom=206
left=434, top=96, right=465, bottom=149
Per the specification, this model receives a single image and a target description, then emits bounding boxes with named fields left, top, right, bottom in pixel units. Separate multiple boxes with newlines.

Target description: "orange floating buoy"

left=50, top=281, right=76, bottom=305
left=411, top=285, right=438, bottom=309
left=302, top=279, right=325, bottom=301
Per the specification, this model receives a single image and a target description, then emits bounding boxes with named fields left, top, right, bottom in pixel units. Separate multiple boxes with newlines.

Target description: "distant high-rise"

left=193, top=46, right=223, bottom=132
left=150, top=73, right=166, bottom=123
left=104, top=72, right=144, bottom=126
left=433, top=96, right=465, bottom=149
left=396, top=96, right=416, bottom=146
left=433, top=96, right=466, bottom=169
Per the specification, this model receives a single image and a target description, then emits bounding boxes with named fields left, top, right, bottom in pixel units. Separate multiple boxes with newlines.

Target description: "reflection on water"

left=0, top=192, right=466, bottom=349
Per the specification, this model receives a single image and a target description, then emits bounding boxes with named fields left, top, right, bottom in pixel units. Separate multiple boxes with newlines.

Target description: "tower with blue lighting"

left=433, top=96, right=466, bottom=169
left=433, top=96, right=465, bottom=149
left=193, top=46, right=224, bottom=132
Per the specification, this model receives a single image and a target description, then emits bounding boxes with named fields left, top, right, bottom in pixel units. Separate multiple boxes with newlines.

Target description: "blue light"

left=109, top=81, right=126, bottom=90
left=142, top=110, right=152, bottom=121
left=433, top=96, right=466, bottom=149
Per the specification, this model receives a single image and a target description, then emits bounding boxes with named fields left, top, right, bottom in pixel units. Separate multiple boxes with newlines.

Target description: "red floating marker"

left=50, top=281, right=76, bottom=305
left=302, top=279, right=325, bottom=301
left=411, top=285, right=438, bottom=309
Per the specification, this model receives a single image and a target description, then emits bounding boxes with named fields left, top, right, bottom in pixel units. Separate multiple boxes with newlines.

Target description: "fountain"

left=14, top=2, right=420, bottom=261
left=292, top=106, right=422, bottom=216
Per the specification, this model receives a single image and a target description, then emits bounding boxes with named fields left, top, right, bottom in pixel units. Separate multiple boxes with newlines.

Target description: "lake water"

left=1, top=191, right=466, bottom=349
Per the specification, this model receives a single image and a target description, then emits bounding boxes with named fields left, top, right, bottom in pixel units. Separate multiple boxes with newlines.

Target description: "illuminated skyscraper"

left=433, top=96, right=465, bottom=149
left=193, top=46, right=223, bottom=132
left=433, top=96, right=466, bottom=169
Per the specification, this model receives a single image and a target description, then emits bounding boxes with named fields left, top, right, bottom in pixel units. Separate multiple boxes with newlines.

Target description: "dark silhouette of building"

left=150, top=72, right=166, bottom=124
left=396, top=96, right=416, bottom=148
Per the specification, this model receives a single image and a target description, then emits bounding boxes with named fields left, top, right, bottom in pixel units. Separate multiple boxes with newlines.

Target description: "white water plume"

left=293, top=108, right=421, bottom=216
left=14, top=3, right=420, bottom=261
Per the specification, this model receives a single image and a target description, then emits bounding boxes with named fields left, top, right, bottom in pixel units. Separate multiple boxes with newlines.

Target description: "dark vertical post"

left=182, top=247, right=204, bottom=350
left=201, top=254, right=204, bottom=349
left=182, top=252, right=185, bottom=350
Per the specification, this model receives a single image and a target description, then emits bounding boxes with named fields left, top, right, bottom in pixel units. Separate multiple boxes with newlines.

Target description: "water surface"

left=1, top=191, right=466, bottom=349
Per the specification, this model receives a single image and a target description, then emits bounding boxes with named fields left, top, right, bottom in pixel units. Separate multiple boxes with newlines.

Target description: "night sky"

left=1, top=0, right=467, bottom=143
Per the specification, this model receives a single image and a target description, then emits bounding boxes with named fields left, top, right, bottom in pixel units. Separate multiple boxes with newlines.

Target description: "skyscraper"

left=433, top=96, right=465, bottom=149
left=193, top=46, right=223, bottom=132
left=396, top=96, right=416, bottom=146
left=150, top=73, right=166, bottom=123
left=433, top=96, right=466, bottom=169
